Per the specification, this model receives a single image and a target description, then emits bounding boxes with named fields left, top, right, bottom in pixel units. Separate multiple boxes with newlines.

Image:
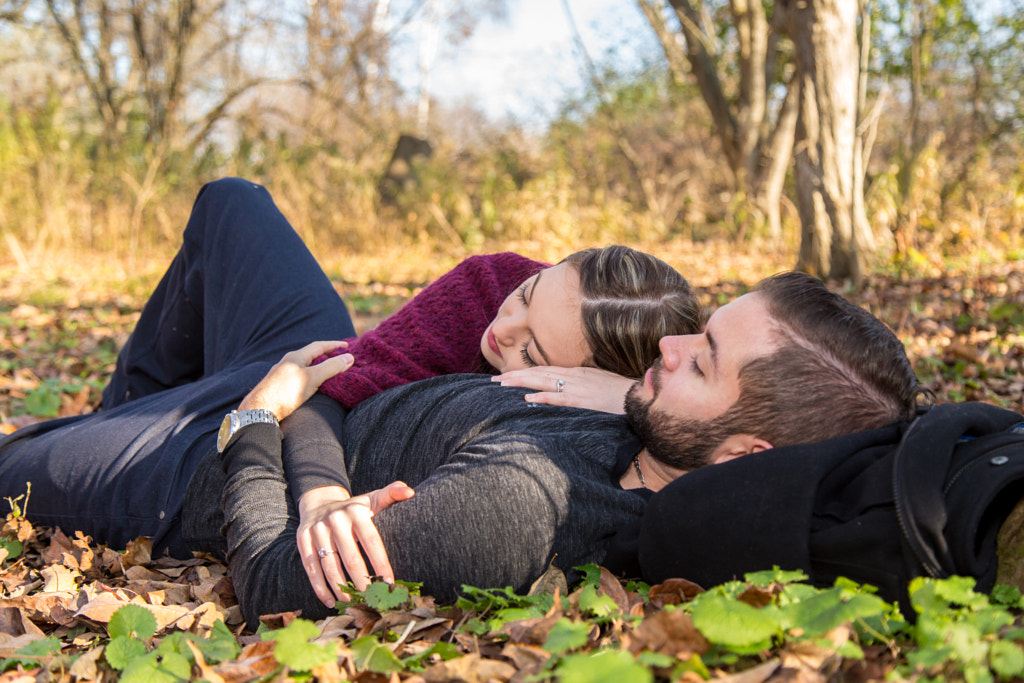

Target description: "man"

left=623, top=270, right=920, bottom=480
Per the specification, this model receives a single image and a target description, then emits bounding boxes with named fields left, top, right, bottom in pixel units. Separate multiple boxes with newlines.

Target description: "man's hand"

left=238, top=341, right=353, bottom=420
left=492, top=366, right=636, bottom=414
left=296, top=482, right=415, bottom=607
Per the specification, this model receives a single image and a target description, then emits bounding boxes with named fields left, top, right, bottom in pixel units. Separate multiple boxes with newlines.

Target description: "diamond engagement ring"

left=555, top=378, right=566, bottom=393
left=317, top=548, right=334, bottom=558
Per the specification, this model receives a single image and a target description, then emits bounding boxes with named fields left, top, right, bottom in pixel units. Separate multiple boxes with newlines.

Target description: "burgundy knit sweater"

left=317, top=252, right=547, bottom=408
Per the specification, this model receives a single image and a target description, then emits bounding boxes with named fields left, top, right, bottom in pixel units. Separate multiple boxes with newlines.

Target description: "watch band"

left=217, top=408, right=279, bottom=453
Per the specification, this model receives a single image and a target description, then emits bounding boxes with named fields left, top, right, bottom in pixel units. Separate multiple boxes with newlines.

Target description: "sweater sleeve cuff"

left=219, top=423, right=284, bottom=477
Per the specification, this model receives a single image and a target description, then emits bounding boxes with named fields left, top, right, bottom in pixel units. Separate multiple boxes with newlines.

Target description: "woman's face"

left=480, top=262, right=590, bottom=373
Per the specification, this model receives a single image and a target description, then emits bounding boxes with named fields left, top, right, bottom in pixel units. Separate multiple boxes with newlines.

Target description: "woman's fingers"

left=297, top=526, right=341, bottom=608
left=492, top=366, right=634, bottom=414
left=296, top=484, right=414, bottom=604
left=369, top=481, right=416, bottom=513
left=238, top=343, right=354, bottom=419
left=287, top=339, right=349, bottom=364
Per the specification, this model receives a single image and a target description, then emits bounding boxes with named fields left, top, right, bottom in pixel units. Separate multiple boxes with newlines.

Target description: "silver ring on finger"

left=555, top=378, right=566, bottom=393
left=318, top=547, right=335, bottom=558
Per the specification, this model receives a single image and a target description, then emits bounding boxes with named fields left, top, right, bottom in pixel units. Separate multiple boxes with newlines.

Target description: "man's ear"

left=709, top=434, right=774, bottom=465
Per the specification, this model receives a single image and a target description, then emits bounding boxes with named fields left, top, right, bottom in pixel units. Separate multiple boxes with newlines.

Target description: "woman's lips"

left=487, top=330, right=502, bottom=358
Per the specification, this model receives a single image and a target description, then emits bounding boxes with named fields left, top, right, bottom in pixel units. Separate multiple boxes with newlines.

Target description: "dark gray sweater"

left=185, top=374, right=645, bottom=628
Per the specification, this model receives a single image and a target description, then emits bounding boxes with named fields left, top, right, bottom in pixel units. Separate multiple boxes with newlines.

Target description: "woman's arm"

left=219, top=429, right=409, bottom=628
left=228, top=342, right=409, bottom=609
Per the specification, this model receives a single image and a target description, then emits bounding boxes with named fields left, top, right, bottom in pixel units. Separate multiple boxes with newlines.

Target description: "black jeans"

left=0, top=178, right=355, bottom=555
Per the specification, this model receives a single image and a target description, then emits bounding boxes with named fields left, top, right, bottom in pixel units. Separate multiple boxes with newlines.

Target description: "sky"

left=417, top=0, right=657, bottom=126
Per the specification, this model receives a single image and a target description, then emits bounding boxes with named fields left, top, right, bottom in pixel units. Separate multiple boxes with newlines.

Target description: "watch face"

left=217, top=412, right=236, bottom=452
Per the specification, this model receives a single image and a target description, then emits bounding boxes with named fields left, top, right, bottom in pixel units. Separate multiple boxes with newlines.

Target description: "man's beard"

left=624, top=376, right=735, bottom=472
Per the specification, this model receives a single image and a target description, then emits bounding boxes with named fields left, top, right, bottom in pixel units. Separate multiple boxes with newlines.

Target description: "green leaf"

left=157, top=651, right=193, bottom=680
left=106, top=635, right=149, bottom=671
left=350, top=635, right=403, bottom=674
left=0, top=539, right=22, bottom=560
left=185, top=621, right=241, bottom=664
left=781, top=587, right=888, bottom=637
left=637, top=650, right=675, bottom=668
left=544, top=618, right=591, bottom=655
left=361, top=581, right=410, bottom=611
left=153, top=631, right=189, bottom=659
left=109, top=604, right=158, bottom=640
left=934, top=576, right=989, bottom=610
left=964, top=661, right=995, bottom=683
left=574, top=563, right=602, bottom=588
left=690, top=594, right=778, bottom=653
left=907, top=644, right=954, bottom=670
left=944, top=621, right=988, bottom=664
left=836, top=640, right=865, bottom=659
left=0, top=636, right=61, bottom=671
left=119, top=651, right=186, bottom=683
left=989, top=640, right=1024, bottom=678
left=555, top=649, right=652, bottom=683
left=990, top=584, right=1021, bottom=607
left=488, top=605, right=546, bottom=631
left=262, top=618, right=335, bottom=672
left=401, top=641, right=459, bottom=670
left=744, top=567, right=808, bottom=587
left=24, top=385, right=60, bottom=417
left=578, top=584, right=618, bottom=618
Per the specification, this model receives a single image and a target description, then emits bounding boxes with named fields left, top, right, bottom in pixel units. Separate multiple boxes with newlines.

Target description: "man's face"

left=625, top=292, right=780, bottom=469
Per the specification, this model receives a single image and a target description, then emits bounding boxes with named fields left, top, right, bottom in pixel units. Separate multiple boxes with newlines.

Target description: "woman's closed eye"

left=520, top=344, right=538, bottom=368
left=690, top=355, right=704, bottom=377
left=516, top=281, right=529, bottom=306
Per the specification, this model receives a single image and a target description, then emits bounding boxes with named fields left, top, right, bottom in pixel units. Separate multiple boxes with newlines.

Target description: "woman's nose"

left=492, top=312, right=525, bottom=345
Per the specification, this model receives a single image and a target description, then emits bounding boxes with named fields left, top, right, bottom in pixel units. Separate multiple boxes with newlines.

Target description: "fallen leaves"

left=2, top=260, right=1024, bottom=681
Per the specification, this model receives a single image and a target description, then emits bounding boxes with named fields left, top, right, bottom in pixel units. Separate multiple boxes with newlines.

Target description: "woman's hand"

left=238, top=341, right=353, bottom=420
left=297, top=482, right=416, bottom=608
left=493, top=366, right=636, bottom=414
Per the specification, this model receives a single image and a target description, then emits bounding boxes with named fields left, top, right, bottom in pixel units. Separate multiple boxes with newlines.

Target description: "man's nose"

left=658, top=335, right=690, bottom=371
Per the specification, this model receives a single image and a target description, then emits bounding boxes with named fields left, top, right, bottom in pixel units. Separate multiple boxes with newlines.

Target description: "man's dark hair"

left=724, top=271, right=922, bottom=447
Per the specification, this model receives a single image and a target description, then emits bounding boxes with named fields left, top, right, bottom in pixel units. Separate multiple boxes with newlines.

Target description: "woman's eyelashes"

left=520, top=344, right=538, bottom=367
left=690, top=355, right=704, bottom=377
left=516, top=281, right=529, bottom=306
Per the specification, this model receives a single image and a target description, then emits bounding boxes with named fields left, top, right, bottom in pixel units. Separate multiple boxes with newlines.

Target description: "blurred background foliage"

left=0, top=0, right=1022, bottom=283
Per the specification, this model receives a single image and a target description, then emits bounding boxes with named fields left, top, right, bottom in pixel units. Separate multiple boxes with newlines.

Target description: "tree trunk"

left=786, top=0, right=867, bottom=281
left=643, top=0, right=791, bottom=237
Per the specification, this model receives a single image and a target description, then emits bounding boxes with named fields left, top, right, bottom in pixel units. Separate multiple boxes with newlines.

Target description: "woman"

left=0, top=178, right=700, bottom=612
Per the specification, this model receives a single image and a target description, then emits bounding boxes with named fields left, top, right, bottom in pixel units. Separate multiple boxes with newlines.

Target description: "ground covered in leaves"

left=1, top=252, right=1024, bottom=681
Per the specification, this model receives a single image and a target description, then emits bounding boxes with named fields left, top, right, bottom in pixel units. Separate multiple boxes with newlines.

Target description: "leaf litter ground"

left=1, top=253, right=1024, bottom=681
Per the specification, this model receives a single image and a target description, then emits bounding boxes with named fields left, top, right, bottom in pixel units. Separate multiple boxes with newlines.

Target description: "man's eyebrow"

left=527, top=271, right=554, bottom=365
left=707, top=328, right=720, bottom=376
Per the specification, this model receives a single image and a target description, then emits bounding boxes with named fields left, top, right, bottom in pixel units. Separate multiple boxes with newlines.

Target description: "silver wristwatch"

left=217, top=408, right=279, bottom=453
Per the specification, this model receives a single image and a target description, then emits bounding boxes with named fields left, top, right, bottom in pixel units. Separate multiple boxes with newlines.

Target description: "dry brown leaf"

left=120, top=537, right=152, bottom=569
left=0, top=633, right=47, bottom=656
left=527, top=562, right=568, bottom=598
left=624, top=607, right=709, bottom=659
left=0, top=608, right=44, bottom=638
left=40, top=564, right=79, bottom=593
left=421, top=652, right=516, bottom=683
left=68, top=643, right=105, bottom=680
left=713, top=659, right=782, bottom=683
left=187, top=638, right=228, bottom=683
left=74, top=591, right=192, bottom=632
left=647, top=577, right=704, bottom=608
left=212, top=639, right=280, bottom=682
